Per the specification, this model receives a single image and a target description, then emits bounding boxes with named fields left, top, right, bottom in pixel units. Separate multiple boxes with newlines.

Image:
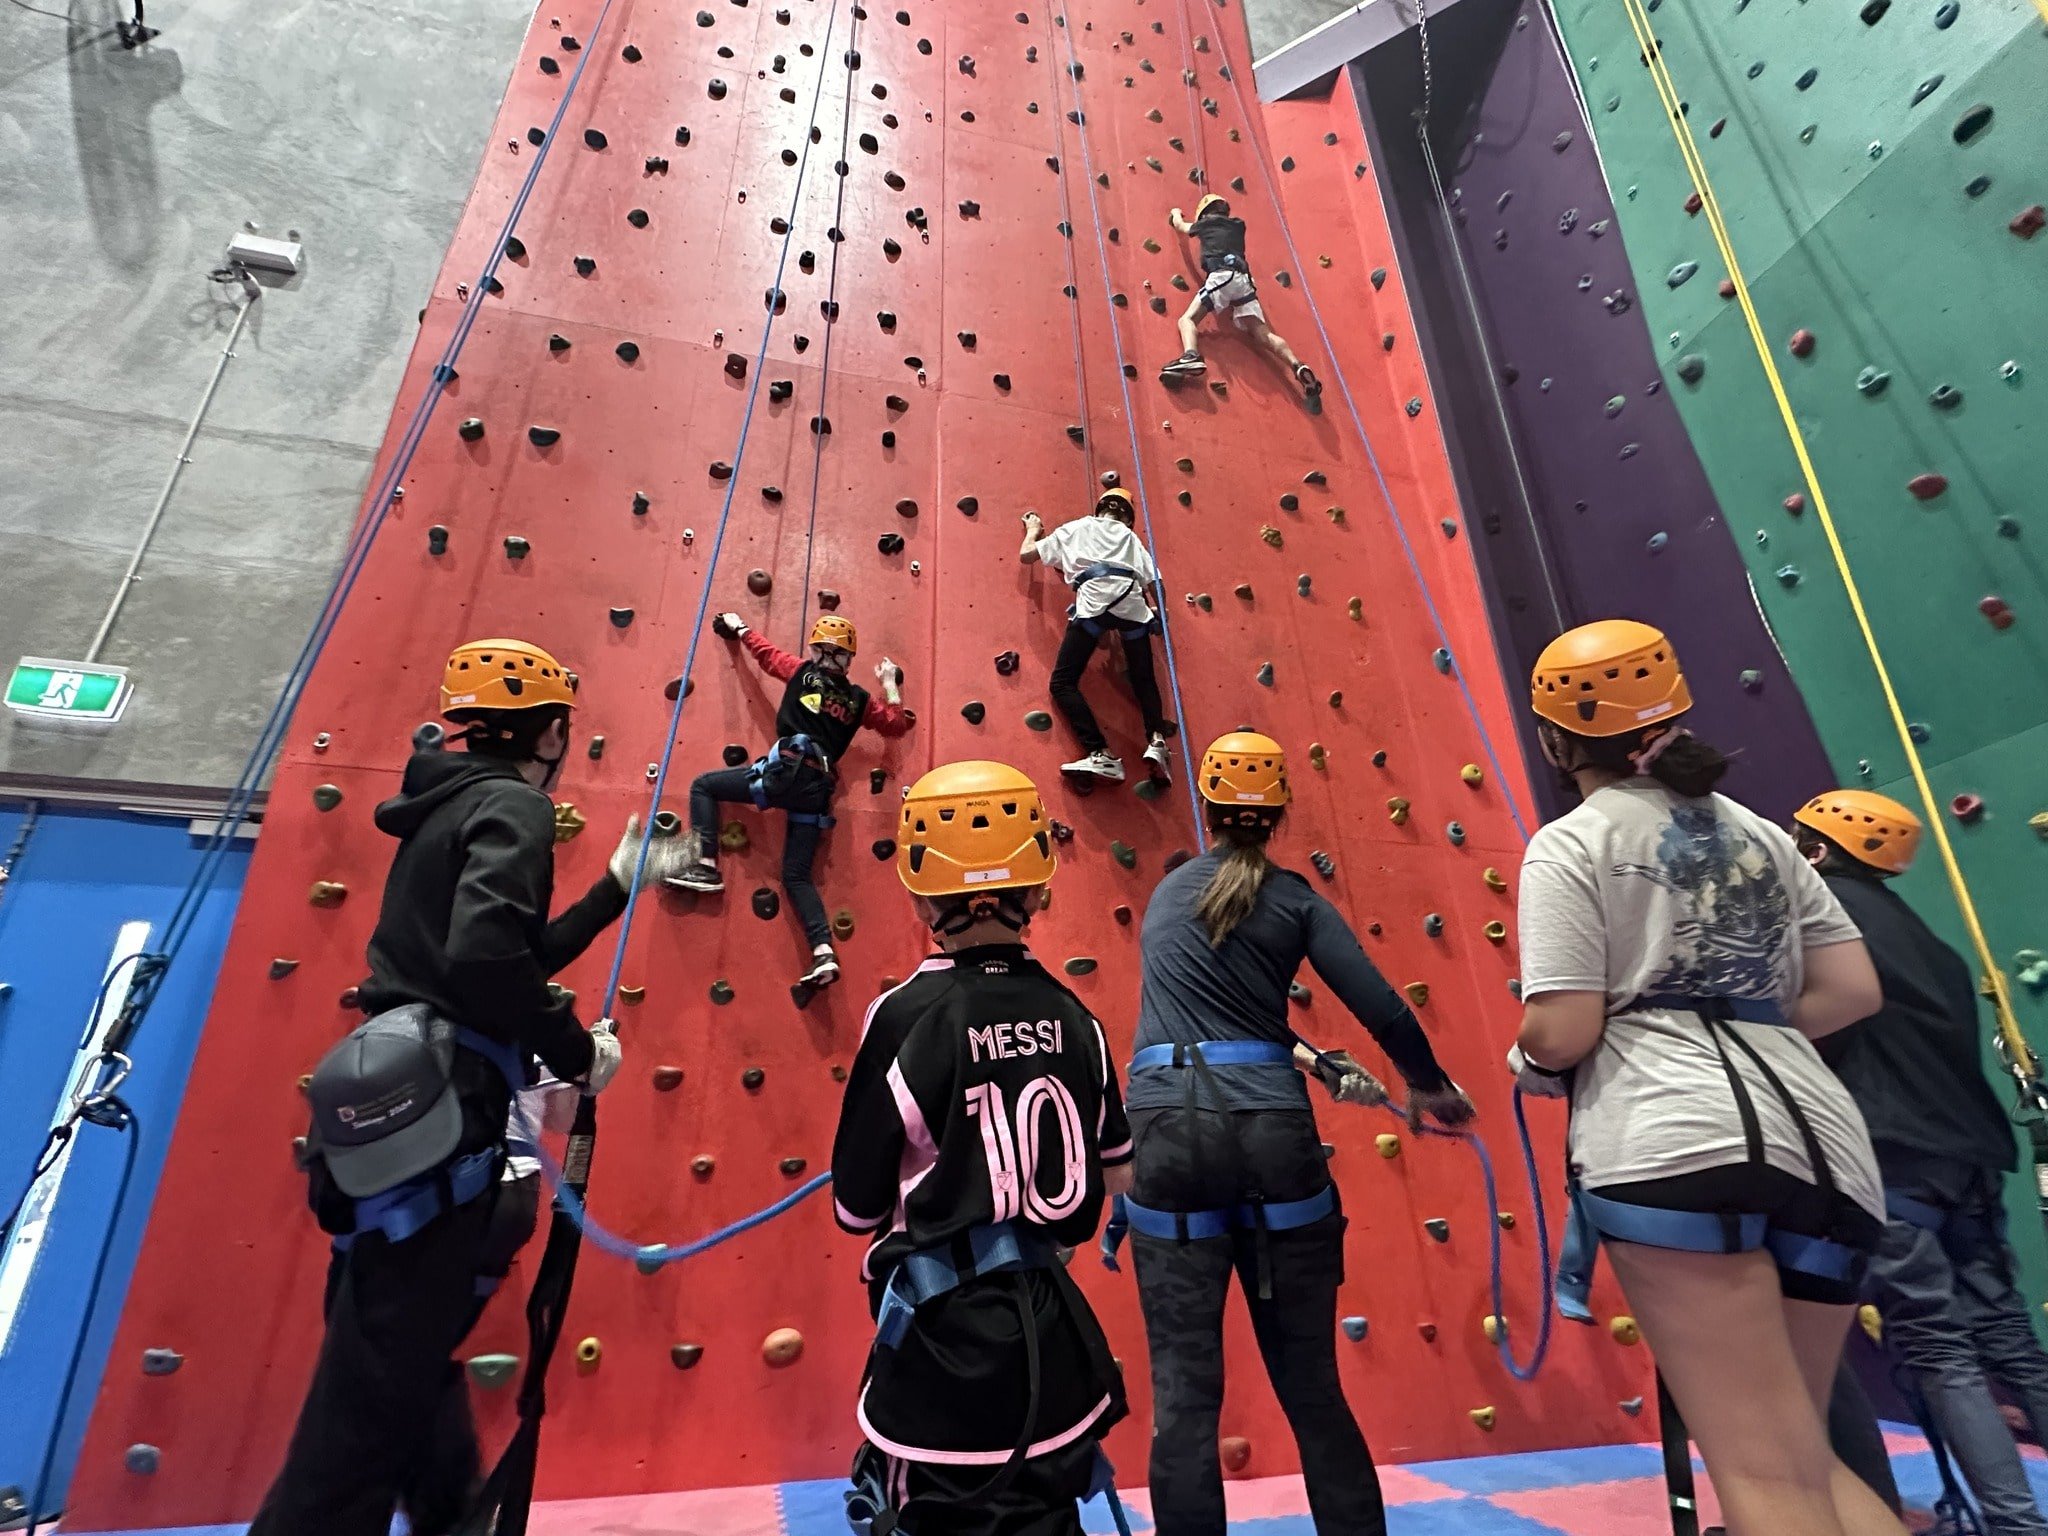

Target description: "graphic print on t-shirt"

left=1614, top=802, right=1793, bottom=1002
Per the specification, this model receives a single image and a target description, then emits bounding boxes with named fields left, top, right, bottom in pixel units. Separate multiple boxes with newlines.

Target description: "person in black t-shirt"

left=833, top=759, right=1132, bottom=1536
left=1122, top=731, right=1470, bottom=1536
left=1161, top=194, right=1321, bottom=401
left=1796, top=789, right=2048, bottom=1536
left=669, top=610, right=912, bottom=991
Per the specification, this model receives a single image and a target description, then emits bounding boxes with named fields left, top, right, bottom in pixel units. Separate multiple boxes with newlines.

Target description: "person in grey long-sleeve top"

left=1123, top=732, right=1471, bottom=1536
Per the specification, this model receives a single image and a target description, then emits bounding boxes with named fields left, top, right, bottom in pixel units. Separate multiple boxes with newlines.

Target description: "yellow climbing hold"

left=1404, top=982, right=1430, bottom=1007
left=1346, top=596, right=1363, bottom=620
left=1308, top=743, right=1327, bottom=771
left=1259, top=524, right=1283, bottom=547
left=1460, top=764, right=1483, bottom=786
left=1376, top=1133, right=1401, bottom=1158
left=1497, top=1211, right=1516, bottom=1229
left=553, top=803, right=587, bottom=841
left=576, top=1336, right=603, bottom=1367
left=1483, top=1315, right=1505, bottom=1342
left=1484, top=921, right=1508, bottom=945
left=1859, top=1304, right=1884, bottom=1343
left=618, top=984, right=646, bottom=1004
left=1327, top=505, right=1347, bottom=525
left=1386, top=797, right=1410, bottom=826
left=1469, top=1406, right=1497, bottom=1430
left=1610, top=1316, right=1640, bottom=1346
left=1483, top=867, right=1508, bottom=892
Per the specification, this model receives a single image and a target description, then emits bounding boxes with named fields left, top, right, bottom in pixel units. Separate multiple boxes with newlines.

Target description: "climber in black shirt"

left=669, top=611, right=912, bottom=991
left=1796, top=789, right=2048, bottom=1536
left=1161, top=194, right=1321, bottom=401
left=1118, top=731, right=1470, bottom=1536
left=833, top=759, right=1132, bottom=1536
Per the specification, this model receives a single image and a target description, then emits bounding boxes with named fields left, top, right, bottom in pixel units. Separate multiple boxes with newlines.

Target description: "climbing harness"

left=1614, top=0, right=2034, bottom=1094
left=748, top=733, right=838, bottom=827
left=1065, top=560, right=1159, bottom=637
left=875, top=1222, right=1061, bottom=1349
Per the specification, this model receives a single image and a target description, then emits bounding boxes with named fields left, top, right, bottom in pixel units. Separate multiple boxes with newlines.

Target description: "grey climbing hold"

left=1604, top=395, right=1627, bottom=417
left=1423, top=913, right=1444, bottom=937
left=426, top=525, right=449, bottom=554
left=1025, top=710, right=1052, bottom=731
left=1288, top=981, right=1311, bottom=1003
left=1404, top=398, right=1423, bottom=418
left=1911, top=75, right=1944, bottom=106
left=1256, top=661, right=1274, bottom=687
left=1928, top=383, right=1962, bottom=410
left=1776, top=564, right=1802, bottom=587
left=1740, top=669, right=1764, bottom=691
left=1310, top=850, right=1336, bottom=878
left=1855, top=366, right=1891, bottom=396
left=1370, top=268, right=1386, bottom=289
left=1665, top=260, right=1698, bottom=288
left=467, top=1353, right=520, bottom=1388
left=1432, top=648, right=1453, bottom=674
left=1647, top=532, right=1668, bottom=553
left=1934, top=0, right=1957, bottom=23
left=1342, top=1316, right=1369, bottom=1341
left=126, top=1445, right=162, bottom=1475
left=1795, top=67, right=1818, bottom=90
left=1907, top=721, right=1931, bottom=742
left=1446, top=822, right=1467, bottom=847
left=1675, top=354, right=1706, bottom=384
left=142, top=1348, right=185, bottom=1376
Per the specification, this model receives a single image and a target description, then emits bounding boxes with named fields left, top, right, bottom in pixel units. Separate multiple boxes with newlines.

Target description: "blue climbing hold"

left=1666, top=260, right=1698, bottom=288
left=1342, top=1316, right=1370, bottom=1342
left=1432, top=648, right=1453, bottom=675
left=1446, top=822, right=1467, bottom=847
left=1647, top=531, right=1669, bottom=553
left=1934, top=0, right=1958, bottom=26
left=635, top=1245, right=669, bottom=1275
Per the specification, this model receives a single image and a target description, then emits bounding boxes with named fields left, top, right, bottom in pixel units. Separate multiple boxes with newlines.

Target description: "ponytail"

left=1195, top=821, right=1273, bottom=947
left=1542, top=720, right=1731, bottom=798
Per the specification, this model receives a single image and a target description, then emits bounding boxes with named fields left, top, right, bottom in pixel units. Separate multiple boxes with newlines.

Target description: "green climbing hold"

left=1110, top=841, right=1137, bottom=870
left=1665, top=261, right=1697, bottom=288
left=311, top=784, right=343, bottom=812
left=467, top=1354, right=520, bottom=1389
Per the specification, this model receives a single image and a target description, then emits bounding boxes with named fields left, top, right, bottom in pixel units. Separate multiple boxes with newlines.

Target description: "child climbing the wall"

left=669, top=610, right=910, bottom=992
left=1020, top=487, right=1174, bottom=787
left=1161, top=193, right=1322, bottom=402
left=1510, top=620, right=1904, bottom=1536
left=251, top=637, right=694, bottom=1536
left=834, top=760, right=1133, bottom=1536
left=1796, top=790, right=2048, bottom=1536
left=1111, top=730, right=1472, bottom=1536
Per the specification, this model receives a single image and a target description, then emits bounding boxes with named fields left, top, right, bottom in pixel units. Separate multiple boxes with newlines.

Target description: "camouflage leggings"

left=1129, top=1107, right=1386, bottom=1536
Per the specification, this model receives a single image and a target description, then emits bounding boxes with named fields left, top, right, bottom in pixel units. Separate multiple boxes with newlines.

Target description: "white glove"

left=712, top=611, right=749, bottom=640
left=1506, top=1043, right=1572, bottom=1099
left=1307, top=1048, right=1388, bottom=1107
left=875, top=656, right=904, bottom=689
left=582, top=1020, right=621, bottom=1094
left=609, top=815, right=698, bottom=892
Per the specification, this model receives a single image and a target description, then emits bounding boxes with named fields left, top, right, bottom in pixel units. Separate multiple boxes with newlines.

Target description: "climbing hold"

left=1855, top=366, right=1891, bottom=396
left=458, top=416, right=485, bottom=441
left=125, top=1444, right=162, bottom=1475
left=1424, top=1217, right=1450, bottom=1242
left=576, top=1337, right=602, bottom=1367
left=1788, top=329, right=1816, bottom=358
left=2011, top=206, right=2047, bottom=240
left=1907, top=473, right=1948, bottom=501
left=1309, top=850, right=1335, bottom=878
left=1460, top=764, right=1483, bottom=786
left=309, top=881, right=347, bottom=908
left=878, top=533, right=905, bottom=555
left=1483, top=1316, right=1504, bottom=1342
left=780, top=1156, right=809, bottom=1177
left=609, top=607, right=634, bottom=630
left=1783, top=493, right=1806, bottom=515
left=1405, top=982, right=1430, bottom=1007
left=1665, top=261, right=1697, bottom=288
left=1342, top=1316, right=1369, bottom=1341
left=1259, top=524, right=1282, bottom=547
left=553, top=804, right=587, bottom=842
left=708, top=979, right=735, bottom=1006
left=708, top=79, right=727, bottom=98
left=1610, top=1316, right=1641, bottom=1345
left=1953, top=104, right=1993, bottom=144
left=747, top=568, right=773, bottom=595
left=141, top=1348, right=184, bottom=1376
left=1024, top=710, right=1053, bottom=732
left=1929, top=384, right=1963, bottom=410
left=1107, top=841, right=1138, bottom=871
left=762, top=1328, right=805, bottom=1367
left=1620, top=1395, right=1645, bottom=1417
left=1432, top=647, right=1453, bottom=674
left=1484, top=921, right=1508, bottom=945
left=1483, top=867, right=1507, bottom=891
left=832, top=910, right=856, bottom=941
left=583, top=128, right=608, bottom=151
left=1423, top=913, right=1443, bottom=938
left=1375, top=1133, right=1402, bottom=1160
left=1776, top=565, right=1803, bottom=588
left=573, top=255, right=596, bottom=277
left=1980, top=596, right=2014, bottom=630
left=1064, top=958, right=1098, bottom=977
left=1446, top=822, right=1467, bottom=847
left=311, top=783, right=343, bottom=812
left=1220, top=1437, right=1252, bottom=1472
left=1348, top=597, right=1363, bottom=622
left=1675, top=354, right=1705, bottom=384
left=1386, top=797, right=1410, bottom=826
left=1469, top=1407, right=1497, bottom=1431
left=961, top=701, right=985, bottom=725
left=895, top=498, right=918, bottom=518
left=1795, top=67, right=1818, bottom=90
left=1256, top=662, right=1274, bottom=687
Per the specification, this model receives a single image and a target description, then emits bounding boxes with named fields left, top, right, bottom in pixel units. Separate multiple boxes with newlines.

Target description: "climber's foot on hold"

left=1063, top=750, right=1126, bottom=785
left=664, top=860, right=724, bottom=894
left=1144, top=734, right=1172, bottom=785
left=1296, top=363, right=1322, bottom=399
left=1160, top=351, right=1205, bottom=382
left=798, top=945, right=841, bottom=989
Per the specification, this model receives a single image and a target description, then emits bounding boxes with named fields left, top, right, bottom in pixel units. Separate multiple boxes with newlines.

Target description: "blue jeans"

left=688, top=761, right=834, bottom=946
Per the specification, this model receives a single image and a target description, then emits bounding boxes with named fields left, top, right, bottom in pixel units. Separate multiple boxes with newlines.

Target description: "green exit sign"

left=6, top=658, right=133, bottom=723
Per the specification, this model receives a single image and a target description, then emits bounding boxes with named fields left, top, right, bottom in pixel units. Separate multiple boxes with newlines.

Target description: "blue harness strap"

left=1066, top=560, right=1160, bottom=638
left=1628, top=993, right=1788, bottom=1027
left=875, top=1222, right=1059, bottom=1350
left=454, top=1025, right=528, bottom=1092
left=333, top=1146, right=502, bottom=1251
left=1129, top=1039, right=1294, bottom=1072
left=748, top=733, right=837, bottom=826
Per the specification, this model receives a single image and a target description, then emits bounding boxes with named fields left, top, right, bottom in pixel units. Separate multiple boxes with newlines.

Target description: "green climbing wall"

left=1550, top=0, right=2048, bottom=1294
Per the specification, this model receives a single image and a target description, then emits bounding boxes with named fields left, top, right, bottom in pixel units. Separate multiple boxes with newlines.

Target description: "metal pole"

left=83, top=282, right=259, bottom=664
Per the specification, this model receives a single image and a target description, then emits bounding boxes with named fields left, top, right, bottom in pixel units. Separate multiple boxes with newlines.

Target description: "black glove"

left=712, top=611, right=747, bottom=640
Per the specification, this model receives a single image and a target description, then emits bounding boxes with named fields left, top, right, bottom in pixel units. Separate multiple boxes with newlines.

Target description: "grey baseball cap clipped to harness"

left=305, top=1004, right=464, bottom=1197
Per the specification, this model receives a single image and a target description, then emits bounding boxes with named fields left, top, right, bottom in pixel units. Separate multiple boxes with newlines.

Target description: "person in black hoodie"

left=249, top=637, right=693, bottom=1536
left=1797, top=789, right=2048, bottom=1536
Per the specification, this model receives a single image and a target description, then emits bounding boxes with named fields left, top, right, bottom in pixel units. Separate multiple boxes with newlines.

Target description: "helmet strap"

left=929, top=891, right=1031, bottom=937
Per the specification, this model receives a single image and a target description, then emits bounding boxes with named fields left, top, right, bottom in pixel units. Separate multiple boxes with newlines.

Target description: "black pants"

left=1048, top=620, right=1167, bottom=754
left=689, top=761, right=834, bottom=945
left=251, top=1176, right=532, bottom=1536
left=1129, top=1107, right=1384, bottom=1536
left=851, top=1438, right=1100, bottom=1536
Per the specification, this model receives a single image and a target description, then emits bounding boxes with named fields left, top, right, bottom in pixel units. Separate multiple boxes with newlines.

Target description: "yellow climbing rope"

left=1614, top=0, right=2033, bottom=1075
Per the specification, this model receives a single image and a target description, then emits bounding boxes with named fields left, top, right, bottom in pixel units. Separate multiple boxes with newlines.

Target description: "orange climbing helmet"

left=808, top=614, right=858, bottom=655
left=1529, top=619, right=1693, bottom=737
left=1794, top=789, right=1922, bottom=875
left=1095, top=487, right=1136, bottom=523
left=1199, top=732, right=1290, bottom=808
left=1195, top=193, right=1229, bottom=219
left=441, top=638, right=578, bottom=718
left=898, top=760, right=1057, bottom=898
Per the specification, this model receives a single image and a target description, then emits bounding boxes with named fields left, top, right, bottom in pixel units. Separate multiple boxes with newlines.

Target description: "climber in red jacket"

left=667, top=612, right=912, bottom=991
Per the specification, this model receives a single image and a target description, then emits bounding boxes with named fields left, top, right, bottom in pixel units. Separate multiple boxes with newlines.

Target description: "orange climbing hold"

left=762, top=1327, right=805, bottom=1366
left=1219, top=1435, right=1252, bottom=1472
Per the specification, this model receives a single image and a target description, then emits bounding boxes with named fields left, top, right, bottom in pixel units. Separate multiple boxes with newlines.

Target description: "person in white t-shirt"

left=1019, top=488, right=1174, bottom=785
left=1509, top=618, right=1901, bottom=1536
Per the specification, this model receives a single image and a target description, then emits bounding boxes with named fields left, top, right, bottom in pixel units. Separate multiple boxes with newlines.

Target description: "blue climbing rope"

left=1049, top=9, right=1212, bottom=854
left=1194, top=3, right=1534, bottom=841
left=596, top=0, right=850, bottom=1012
left=535, top=1139, right=832, bottom=1268
left=795, top=7, right=865, bottom=641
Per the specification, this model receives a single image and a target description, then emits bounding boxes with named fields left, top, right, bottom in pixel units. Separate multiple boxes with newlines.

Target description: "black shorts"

left=1590, top=1163, right=1883, bottom=1305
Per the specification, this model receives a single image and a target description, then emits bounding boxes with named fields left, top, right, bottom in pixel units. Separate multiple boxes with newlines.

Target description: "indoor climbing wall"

left=69, top=0, right=1651, bottom=1523
left=1547, top=0, right=2048, bottom=1283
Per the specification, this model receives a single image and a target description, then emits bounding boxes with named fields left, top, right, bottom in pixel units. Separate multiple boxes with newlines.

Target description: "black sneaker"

left=663, top=862, right=724, bottom=894
left=1295, top=363, right=1322, bottom=398
left=798, top=949, right=841, bottom=988
left=1161, top=351, right=1207, bottom=377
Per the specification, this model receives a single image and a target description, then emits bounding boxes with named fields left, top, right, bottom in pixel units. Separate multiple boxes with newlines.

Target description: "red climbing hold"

left=2011, top=205, right=2046, bottom=240
left=1950, top=793, right=1984, bottom=822
left=1782, top=493, right=1805, bottom=515
left=1978, top=595, right=2014, bottom=630
left=1907, top=473, right=1948, bottom=502
left=1788, top=328, right=1816, bottom=358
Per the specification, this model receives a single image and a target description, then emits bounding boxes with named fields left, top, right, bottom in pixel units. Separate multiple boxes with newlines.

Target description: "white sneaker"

left=1143, top=736, right=1172, bottom=783
left=663, top=861, right=724, bottom=894
left=1063, top=750, right=1126, bottom=782
left=798, top=947, right=841, bottom=988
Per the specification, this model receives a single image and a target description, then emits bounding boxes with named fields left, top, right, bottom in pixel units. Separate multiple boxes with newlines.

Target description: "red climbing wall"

left=71, top=0, right=1653, bottom=1523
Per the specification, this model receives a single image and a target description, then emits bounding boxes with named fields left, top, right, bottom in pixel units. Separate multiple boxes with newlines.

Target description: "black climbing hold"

left=958, top=331, right=976, bottom=348
left=878, top=311, right=897, bottom=330
left=1859, top=0, right=1889, bottom=17
left=539, top=55, right=559, bottom=74
left=959, top=200, right=980, bottom=218
left=709, top=79, right=728, bottom=99
left=616, top=340, right=640, bottom=363
left=1911, top=75, right=1944, bottom=106
left=459, top=417, right=485, bottom=441
left=428, top=525, right=449, bottom=555
left=709, top=461, right=733, bottom=480
left=1928, top=383, right=1962, bottom=410
left=560, top=34, right=578, bottom=48
left=769, top=379, right=794, bottom=401
left=994, top=650, right=1020, bottom=675
left=869, top=767, right=886, bottom=794
left=918, top=37, right=931, bottom=53
left=883, top=238, right=902, bottom=258
left=1953, top=104, right=1992, bottom=145
left=528, top=127, right=547, bottom=146
left=1674, top=354, right=1705, bottom=385
left=609, top=607, right=634, bottom=629
left=885, top=394, right=909, bottom=413
left=621, top=42, right=641, bottom=61
left=632, top=492, right=650, bottom=515
left=762, top=486, right=783, bottom=503
left=957, top=496, right=979, bottom=516
left=878, top=532, right=905, bottom=555
left=859, top=132, right=879, bottom=153
left=1965, top=175, right=1991, bottom=197
left=723, top=744, right=749, bottom=767
left=871, top=838, right=896, bottom=861
left=895, top=498, right=918, bottom=518
left=528, top=425, right=561, bottom=448
left=880, top=431, right=896, bottom=448
left=1066, top=425, right=1085, bottom=444
left=644, top=157, right=667, bottom=174
left=810, top=415, right=830, bottom=435
left=584, top=128, right=608, bottom=150
left=1934, top=0, right=1957, bottom=23
left=573, top=255, right=596, bottom=276
left=503, top=536, right=530, bottom=559
left=961, top=701, right=986, bottom=725
left=1795, top=67, right=1817, bottom=90
left=676, top=125, right=692, bottom=146
left=725, top=353, right=748, bottom=380
left=504, top=235, right=526, bottom=260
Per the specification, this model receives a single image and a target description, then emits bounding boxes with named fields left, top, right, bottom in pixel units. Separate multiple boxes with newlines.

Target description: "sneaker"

left=1063, top=750, right=1126, bottom=782
left=1295, top=363, right=1322, bottom=398
left=663, top=861, right=724, bottom=894
left=1161, top=351, right=1206, bottom=377
left=1143, top=735, right=1172, bottom=783
left=799, top=947, right=841, bottom=988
